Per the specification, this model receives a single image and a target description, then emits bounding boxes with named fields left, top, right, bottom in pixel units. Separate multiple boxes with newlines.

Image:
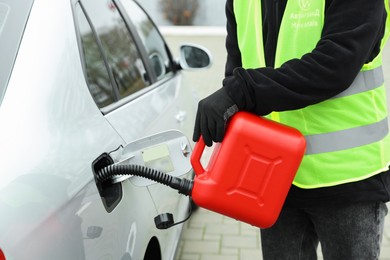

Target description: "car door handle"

left=175, top=110, right=187, bottom=123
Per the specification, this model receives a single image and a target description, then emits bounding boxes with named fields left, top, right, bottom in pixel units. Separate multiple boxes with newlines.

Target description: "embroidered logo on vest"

left=299, top=0, right=311, bottom=11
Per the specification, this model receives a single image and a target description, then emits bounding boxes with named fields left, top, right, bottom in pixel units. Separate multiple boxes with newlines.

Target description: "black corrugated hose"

left=96, top=164, right=194, bottom=196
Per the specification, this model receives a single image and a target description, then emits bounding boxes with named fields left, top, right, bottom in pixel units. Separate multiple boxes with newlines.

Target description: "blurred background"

left=139, top=0, right=225, bottom=26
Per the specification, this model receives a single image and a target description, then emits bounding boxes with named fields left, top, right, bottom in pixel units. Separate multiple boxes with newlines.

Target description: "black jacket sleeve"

left=223, top=0, right=387, bottom=115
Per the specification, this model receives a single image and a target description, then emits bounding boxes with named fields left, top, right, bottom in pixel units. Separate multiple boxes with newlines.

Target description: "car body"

left=0, top=0, right=211, bottom=259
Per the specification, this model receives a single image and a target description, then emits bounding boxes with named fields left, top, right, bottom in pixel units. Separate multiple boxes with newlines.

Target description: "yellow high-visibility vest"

left=233, top=0, right=390, bottom=188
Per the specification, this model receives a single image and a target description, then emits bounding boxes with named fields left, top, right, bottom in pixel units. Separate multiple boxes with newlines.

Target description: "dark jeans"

left=260, top=202, right=388, bottom=260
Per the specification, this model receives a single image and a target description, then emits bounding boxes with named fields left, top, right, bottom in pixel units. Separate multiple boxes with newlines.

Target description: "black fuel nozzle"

left=168, top=176, right=194, bottom=196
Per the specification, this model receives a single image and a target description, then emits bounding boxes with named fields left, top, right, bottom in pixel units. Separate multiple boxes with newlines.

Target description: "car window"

left=0, top=0, right=33, bottom=107
left=121, top=1, right=173, bottom=80
left=75, top=4, right=116, bottom=108
left=76, top=0, right=150, bottom=108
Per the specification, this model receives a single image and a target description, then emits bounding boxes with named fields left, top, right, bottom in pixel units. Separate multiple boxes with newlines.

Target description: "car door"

left=73, top=1, right=175, bottom=259
left=74, top=0, right=196, bottom=258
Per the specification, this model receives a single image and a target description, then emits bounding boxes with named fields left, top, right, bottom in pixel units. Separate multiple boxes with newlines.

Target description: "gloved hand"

left=193, top=88, right=239, bottom=146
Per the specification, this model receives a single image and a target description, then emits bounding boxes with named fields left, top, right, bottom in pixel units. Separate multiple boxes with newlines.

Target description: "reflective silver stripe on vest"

left=332, top=66, right=384, bottom=99
left=305, top=117, right=389, bottom=155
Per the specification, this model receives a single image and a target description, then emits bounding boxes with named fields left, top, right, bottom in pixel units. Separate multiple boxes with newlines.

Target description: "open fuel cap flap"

left=110, top=130, right=193, bottom=186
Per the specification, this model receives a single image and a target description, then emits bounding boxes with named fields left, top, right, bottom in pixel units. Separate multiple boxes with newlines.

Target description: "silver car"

left=0, top=0, right=211, bottom=259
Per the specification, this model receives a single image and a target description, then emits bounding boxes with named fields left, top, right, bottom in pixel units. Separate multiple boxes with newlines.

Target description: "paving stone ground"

left=175, top=203, right=390, bottom=260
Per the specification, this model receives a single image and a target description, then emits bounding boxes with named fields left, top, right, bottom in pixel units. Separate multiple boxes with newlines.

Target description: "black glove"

left=193, top=88, right=239, bottom=146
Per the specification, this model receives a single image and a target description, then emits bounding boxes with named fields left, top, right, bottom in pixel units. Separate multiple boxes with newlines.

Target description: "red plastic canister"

left=190, top=111, right=306, bottom=228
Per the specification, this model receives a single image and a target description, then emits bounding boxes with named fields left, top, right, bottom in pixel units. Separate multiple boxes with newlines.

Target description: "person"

left=192, top=0, right=390, bottom=259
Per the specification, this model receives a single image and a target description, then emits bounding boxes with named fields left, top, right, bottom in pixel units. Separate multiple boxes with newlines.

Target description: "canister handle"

left=190, top=136, right=206, bottom=176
